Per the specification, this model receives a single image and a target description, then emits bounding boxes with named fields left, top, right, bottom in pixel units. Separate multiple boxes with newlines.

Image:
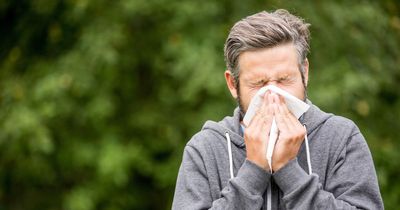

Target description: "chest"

left=203, top=135, right=332, bottom=202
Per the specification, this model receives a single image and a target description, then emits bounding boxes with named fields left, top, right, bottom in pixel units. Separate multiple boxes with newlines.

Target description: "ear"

left=224, top=70, right=238, bottom=99
left=303, top=58, right=309, bottom=87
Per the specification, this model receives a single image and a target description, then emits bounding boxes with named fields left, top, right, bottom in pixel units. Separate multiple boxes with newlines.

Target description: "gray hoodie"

left=172, top=102, right=383, bottom=210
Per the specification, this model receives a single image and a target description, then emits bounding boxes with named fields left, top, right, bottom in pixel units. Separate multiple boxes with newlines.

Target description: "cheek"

left=287, top=83, right=306, bottom=100
left=239, top=86, right=259, bottom=111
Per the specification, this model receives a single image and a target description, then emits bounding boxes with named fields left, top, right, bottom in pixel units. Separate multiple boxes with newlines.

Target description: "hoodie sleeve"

left=272, top=132, right=384, bottom=210
left=172, top=145, right=271, bottom=210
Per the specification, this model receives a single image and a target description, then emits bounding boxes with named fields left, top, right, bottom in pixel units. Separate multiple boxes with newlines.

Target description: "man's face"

left=225, top=43, right=309, bottom=115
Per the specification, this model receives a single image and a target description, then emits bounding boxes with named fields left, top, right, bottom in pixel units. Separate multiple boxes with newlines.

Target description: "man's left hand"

left=270, top=93, right=306, bottom=172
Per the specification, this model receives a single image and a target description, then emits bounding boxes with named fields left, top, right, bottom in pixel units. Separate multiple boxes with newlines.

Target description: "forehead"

left=238, top=43, right=299, bottom=79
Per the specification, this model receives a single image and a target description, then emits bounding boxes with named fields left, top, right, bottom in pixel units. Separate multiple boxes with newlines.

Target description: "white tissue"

left=242, top=85, right=310, bottom=171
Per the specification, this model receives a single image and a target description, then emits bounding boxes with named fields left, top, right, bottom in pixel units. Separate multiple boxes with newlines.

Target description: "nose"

left=268, top=81, right=278, bottom=86
left=265, top=81, right=280, bottom=88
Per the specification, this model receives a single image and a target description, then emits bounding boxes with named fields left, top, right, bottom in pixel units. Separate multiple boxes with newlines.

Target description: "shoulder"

left=323, top=115, right=361, bottom=141
left=323, top=115, right=359, bottom=135
left=311, top=113, right=364, bottom=158
left=318, top=114, right=368, bottom=163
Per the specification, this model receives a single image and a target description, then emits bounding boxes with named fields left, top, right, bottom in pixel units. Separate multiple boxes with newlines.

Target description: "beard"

left=237, top=92, right=245, bottom=121
left=236, top=83, right=247, bottom=121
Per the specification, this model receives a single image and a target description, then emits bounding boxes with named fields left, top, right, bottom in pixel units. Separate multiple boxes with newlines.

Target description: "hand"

left=271, top=93, right=306, bottom=172
left=243, top=91, right=274, bottom=171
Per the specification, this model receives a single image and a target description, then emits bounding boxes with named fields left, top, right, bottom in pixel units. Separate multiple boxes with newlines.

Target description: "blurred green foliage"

left=0, top=0, right=399, bottom=209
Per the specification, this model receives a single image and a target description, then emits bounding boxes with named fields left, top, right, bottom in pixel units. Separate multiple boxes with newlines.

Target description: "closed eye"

left=278, top=76, right=288, bottom=82
left=277, top=76, right=295, bottom=84
left=251, top=79, right=269, bottom=87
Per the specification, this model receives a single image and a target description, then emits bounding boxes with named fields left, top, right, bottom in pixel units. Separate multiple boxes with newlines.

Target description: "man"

left=172, top=9, right=383, bottom=210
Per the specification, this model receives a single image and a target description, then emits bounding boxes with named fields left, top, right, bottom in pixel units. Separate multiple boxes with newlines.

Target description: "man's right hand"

left=243, top=91, right=273, bottom=171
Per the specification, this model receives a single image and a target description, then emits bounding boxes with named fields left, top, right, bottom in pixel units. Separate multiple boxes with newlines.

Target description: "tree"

left=0, top=0, right=399, bottom=209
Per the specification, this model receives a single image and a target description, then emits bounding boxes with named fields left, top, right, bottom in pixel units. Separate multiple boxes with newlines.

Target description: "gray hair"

left=224, top=9, right=311, bottom=86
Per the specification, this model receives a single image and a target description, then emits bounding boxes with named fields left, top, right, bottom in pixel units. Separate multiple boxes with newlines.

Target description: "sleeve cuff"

left=272, top=158, right=309, bottom=194
left=234, top=159, right=272, bottom=195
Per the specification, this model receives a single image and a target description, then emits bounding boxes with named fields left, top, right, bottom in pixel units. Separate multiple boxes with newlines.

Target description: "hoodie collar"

left=300, top=100, right=333, bottom=134
left=202, top=107, right=246, bottom=148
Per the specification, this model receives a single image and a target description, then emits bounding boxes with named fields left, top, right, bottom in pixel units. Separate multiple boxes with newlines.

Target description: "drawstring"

left=225, top=127, right=311, bottom=210
left=304, top=125, right=313, bottom=175
left=225, top=132, right=234, bottom=179
left=225, top=127, right=312, bottom=179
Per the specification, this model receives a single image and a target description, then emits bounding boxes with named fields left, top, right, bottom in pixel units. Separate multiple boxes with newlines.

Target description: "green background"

left=1, top=0, right=399, bottom=209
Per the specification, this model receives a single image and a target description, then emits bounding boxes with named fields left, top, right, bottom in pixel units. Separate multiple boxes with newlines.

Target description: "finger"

left=244, top=103, right=262, bottom=127
left=258, top=91, right=271, bottom=118
left=263, top=91, right=274, bottom=121
left=265, top=102, right=274, bottom=128
left=249, top=109, right=263, bottom=129
left=253, top=91, right=271, bottom=131
left=277, top=95, right=306, bottom=142
left=267, top=91, right=275, bottom=115
left=244, top=112, right=263, bottom=143
left=272, top=94, right=290, bottom=132
left=274, top=95, right=306, bottom=144
left=277, top=94, right=302, bottom=129
left=274, top=106, right=289, bottom=132
left=260, top=106, right=273, bottom=133
left=274, top=95, right=296, bottom=127
left=254, top=91, right=272, bottom=133
left=252, top=93, right=268, bottom=121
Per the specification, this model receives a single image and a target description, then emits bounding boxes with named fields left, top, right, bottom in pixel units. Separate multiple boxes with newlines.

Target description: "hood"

left=202, top=107, right=246, bottom=148
left=300, top=100, right=334, bottom=134
left=201, top=100, right=333, bottom=148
